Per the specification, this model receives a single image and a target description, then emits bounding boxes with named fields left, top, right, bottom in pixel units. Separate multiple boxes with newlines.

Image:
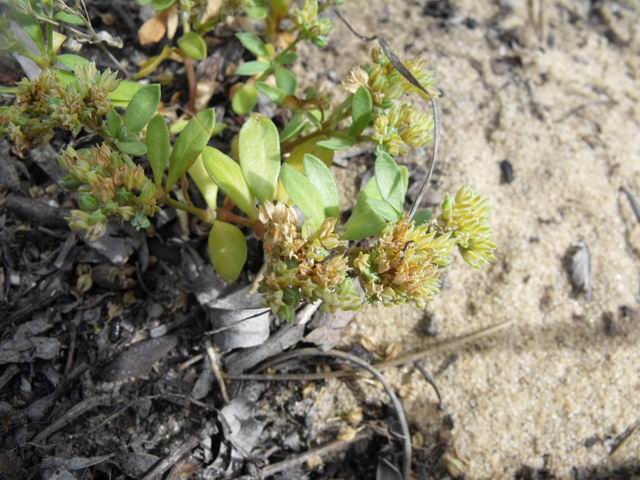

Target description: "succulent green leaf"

left=280, top=164, right=325, bottom=231
left=53, top=11, right=86, bottom=26
left=232, top=83, right=258, bottom=115
left=349, top=86, right=373, bottom=137
left=124, top=84, right=160, bottom=134
left=302, top=154, right=340, bottom=218
left=256, top=81, right=286, bottom=104
left=56, top=54, right=90, bottom=70
left=201, top=146, right=257, bottom=220
left=279, top=112, right=306, bottom=143
left=178, top=31, right=207, bottom=60
left=235, top=32, right=267, bottom=57
left=239, top=114, right=281, bottom=202
left=275, top=67, right=297, bottom=95
left=316, top=133, right=357, bottom=150
left=188, top=154, right=218, bottom=211
left=105, top=109, right=122, bottom=138
left=244, top=0, right=268, bottom=19
left=208, top=221, right=247, bottom=283
left=413, top=208, right=433, bottom=226
left=77, top=193, right=98, bottom=211
left=109, top=81, right=144, bottom=108
left=274, top=52, right=298, bottom=65
left=115, top=140, right=147, bottom=157
left=374, top=151, right=405, bottom=214
left=166, top=108, right=215, bottom=190
left=236, top=60, right=271, bottom=76
left=146, top=115, right=171, bottom=187
left=152, top=0, right=177, bottom=11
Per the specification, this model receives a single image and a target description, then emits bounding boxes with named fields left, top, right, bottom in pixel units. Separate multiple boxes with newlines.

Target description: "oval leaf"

left=374, top=151, right=404, bottom=213
left=208, top=221, right=247, bottom=283
left=53, top=11, right=85, bottom=26
left=166, top=108, right=215, bottom=190
left=201, top=146, right=257, bottom=220
left=235, top=32, right=267, bottom=57
left=275, top=67, right=297, bottom=95
left=146, top=114, right=170, bottom=187
left=189, top=154, right=218, bottom=211
left=124, top=84, right=161, bottom=134
left=280, top=164, right=325, bottom=231
left=239, top=114, right=281, bottom=202
left=256, top=81, right=286, bottom=104
left=236, top=61, right=270, bottom=76
left=56, top=54, right=89, bottom=70
left=115, top=140, right=147, bottom=157
left=177, top=31, right=207, bottom=60
left=232, top=83, right=258, bottom=115
left=303, top=154, right=339, bottom=218
left=349, top=86, right=373, bottom=137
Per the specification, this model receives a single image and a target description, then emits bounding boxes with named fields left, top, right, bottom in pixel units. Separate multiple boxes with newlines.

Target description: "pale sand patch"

left=295, top=0, right=640, bottom=477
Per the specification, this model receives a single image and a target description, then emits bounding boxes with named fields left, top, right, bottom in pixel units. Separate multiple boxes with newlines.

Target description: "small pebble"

left=500, top=159, right=514, bottom=184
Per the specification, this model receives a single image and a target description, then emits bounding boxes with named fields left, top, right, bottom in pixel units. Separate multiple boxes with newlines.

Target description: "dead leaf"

left=138, top=10, right=169, bottom=46
left=166, top=5, right=179, bottom=39
left=200, top=0, right=223, bottom=23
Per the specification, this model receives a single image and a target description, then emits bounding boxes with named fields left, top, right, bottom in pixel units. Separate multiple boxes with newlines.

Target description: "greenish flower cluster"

left=437, top=186, right=497, bottom=268
left=291, top=0, right=333, bottom=47
left=0, top=64, right=119, bottom=152
left=59, top=144, right=158, bottom=240
left=258, top=201, right=361, bottom=321
left=342, top=48, right=437, bottom=156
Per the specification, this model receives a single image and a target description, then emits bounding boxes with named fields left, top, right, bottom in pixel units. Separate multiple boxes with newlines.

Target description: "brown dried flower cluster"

left=59, top=144, right=158, bottom=239
left=258, top=202, right=361, bottom=320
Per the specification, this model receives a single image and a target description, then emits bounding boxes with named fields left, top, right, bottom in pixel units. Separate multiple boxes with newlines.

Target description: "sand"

left=298, top=0, right=640, bottom=477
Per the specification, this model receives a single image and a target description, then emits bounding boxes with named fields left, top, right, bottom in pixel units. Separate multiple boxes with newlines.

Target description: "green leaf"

left=15, top=13, right=44, bottom=53
left=232, top=83, right=258, bottom=115
left=201, top=146, right=257, bottom=220
left=303, top=154, right=340, bottom=218
left=280, top=112, right=306, bottom=143
left=124, top=84, right=160, bottom=134
left=239, top=114, right=281, bottom=202
left=316, top=133, right=357, bottom=150
left=188, top=154, right=218, bottom=211
left=244, top=0, right=268, bottom=19
left=152, top=0, right=176, bottom=11
left=366, top=198, right=400, bottom=221
left=349, top=86, right=373, bottom=137
left=275, top=67, right=297, bottom=95
left=56, top=54, right=89, bottom=70
left=256, top=81, right=286, bottom=104
left=166, top=108, right=215, bottom=190
left=208, top=221, right=247, bottom=283
left=280, top=164, right=325, bottom=231
left=178, top=31, right=207, bottom=60
left=274, top=52, right=298, bottom=65
left=134, top=45, right=173, bottom=80
left=109, top=81, right=144, bottom=108
left=235, top=32, right=267, bottom=57
left=105, top=110, right=122, bottom=138
left=146, top=115, right=171, bottom=187
left=53, top=11, right=86, bottom=26
left=115, top=140, right=147, bottom=156
left=236, top=61, right=271, bottom=76
left=413, top=208, right=433, bottom=226
left=374, top=151, right=405, bottom=213
left=343, top=177, right=390, bottom=241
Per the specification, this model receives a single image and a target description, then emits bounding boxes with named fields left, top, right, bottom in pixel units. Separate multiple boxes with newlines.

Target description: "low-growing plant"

left=0, top=0, right=496, bottom=321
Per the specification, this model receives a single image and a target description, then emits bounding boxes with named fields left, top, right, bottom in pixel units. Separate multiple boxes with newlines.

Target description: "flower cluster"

left=352, top=219, right=454, bottom=308
left=342, top=48, right=437, bottom=156
left=291, top=0, right=333, bottom=47
left=258, top=202, right=361, bottom=321
left=59, top=144, right=158, bottom=240
left=0, top=64, right=119, bottom=152
left=437, top=186, right=497, bottom=268
left=372, top=103, right=434, bottom=156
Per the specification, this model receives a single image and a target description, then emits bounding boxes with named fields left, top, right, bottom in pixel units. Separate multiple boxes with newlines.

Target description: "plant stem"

left=184, top=57, right=197, bottom=114
left=164, top=197, right=215, bottom=224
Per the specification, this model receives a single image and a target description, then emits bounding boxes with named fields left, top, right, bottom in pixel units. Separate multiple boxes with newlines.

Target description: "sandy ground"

left=300, top=0, right=640, bottom=478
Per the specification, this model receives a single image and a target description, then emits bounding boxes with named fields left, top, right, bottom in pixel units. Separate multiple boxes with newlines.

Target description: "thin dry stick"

left=243, top=348, right=412, bottom=480
left=205, top=338, right=230, bottom=402
left=259, top=430, right=371, bottom=477
left=333, top=9, right=441, bottom=220
left=225, top=318, right=513, bottom=382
